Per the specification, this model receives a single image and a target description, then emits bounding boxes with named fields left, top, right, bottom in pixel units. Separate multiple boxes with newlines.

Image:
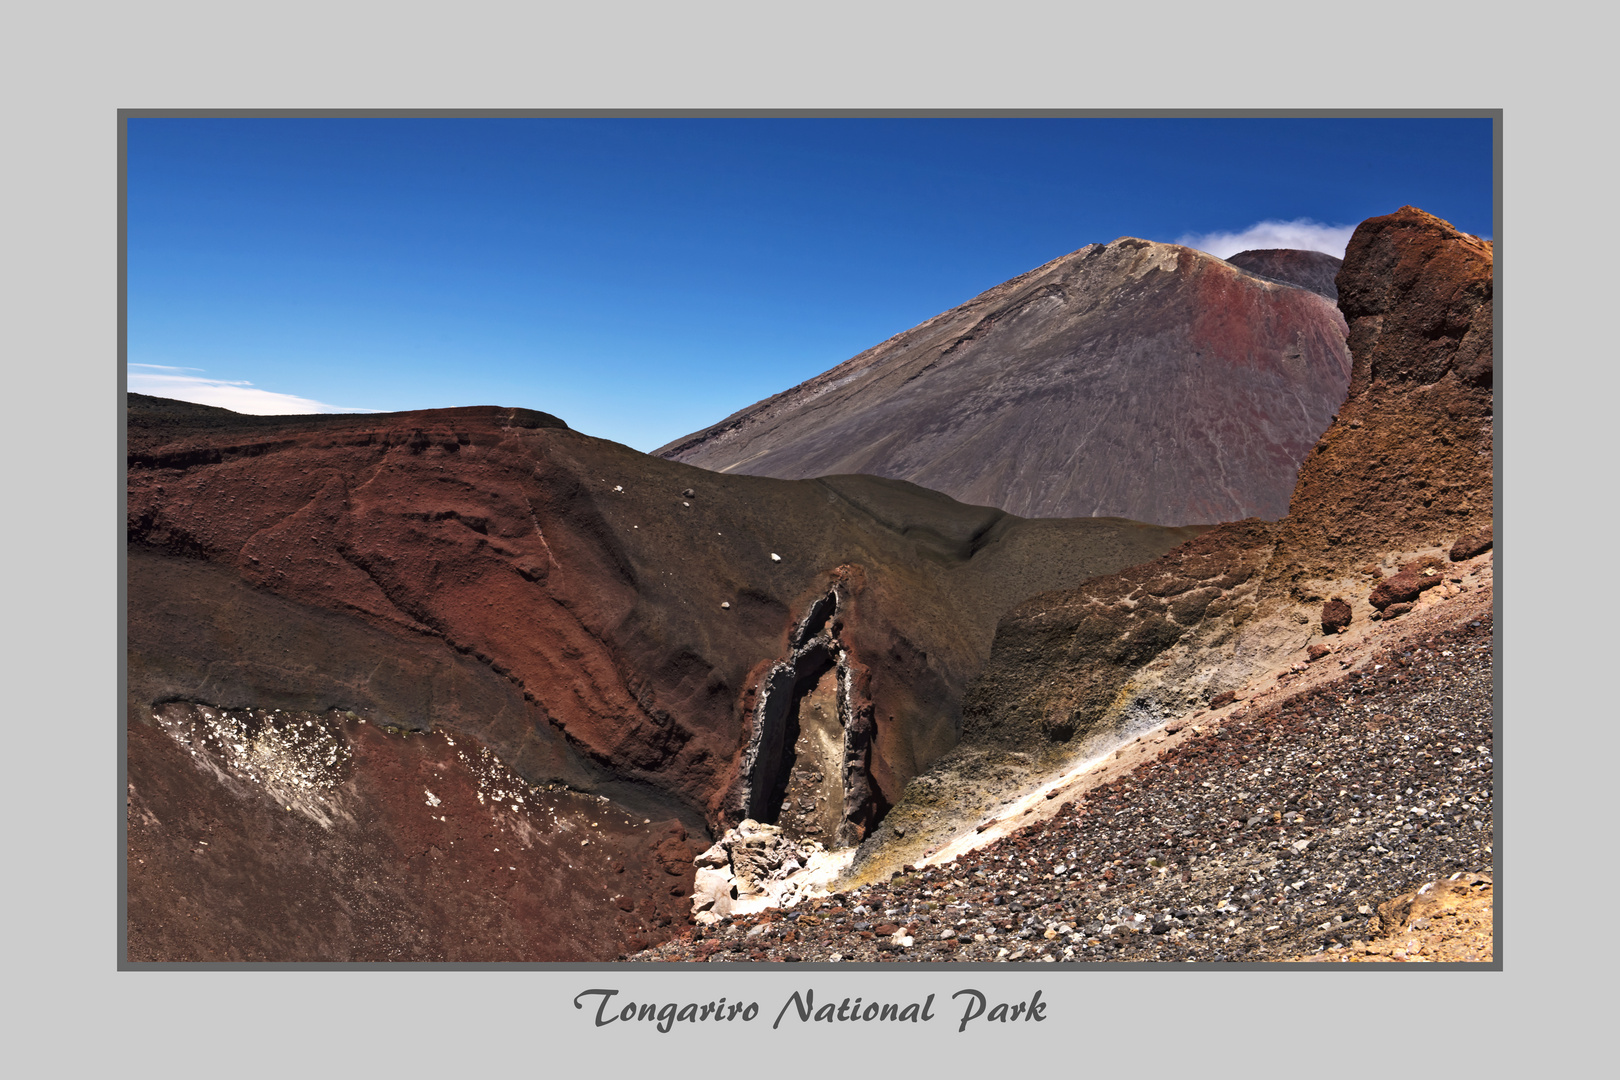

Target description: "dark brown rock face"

left=1273, top=206, right=1494, bottom=575
left=1225, top=248, right=1344, bottom=301
left=957, top=207, right=1494, bottom=754
left=1321, top=597, right=1352, bottom=633
left=126, top=394, right=1197, bottom=959
left=1369, top=560, right=1445, bottom=610
left=1451, top=530, right=1493, bottom=561
left=658, top=240, right=1351, bottom=526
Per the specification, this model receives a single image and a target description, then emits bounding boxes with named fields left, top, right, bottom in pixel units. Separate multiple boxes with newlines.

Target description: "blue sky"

left=126, top=116, right=1493, bottom=451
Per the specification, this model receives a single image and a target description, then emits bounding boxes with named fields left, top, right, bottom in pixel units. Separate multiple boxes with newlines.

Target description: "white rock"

left=693, top=841, right=730, bottom=868
left=691, top=867, right=736, bottom=917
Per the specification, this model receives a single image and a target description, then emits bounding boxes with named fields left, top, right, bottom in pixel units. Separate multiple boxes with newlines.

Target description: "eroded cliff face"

left=126, top=398, right=1198, bottom=959
left=658, top=240, right=1351, bottom=526
left=952, top=207, right=1493, bottom=762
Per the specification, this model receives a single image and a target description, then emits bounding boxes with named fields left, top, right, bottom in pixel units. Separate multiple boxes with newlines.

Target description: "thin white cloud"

left=1175, top=218, right=1357, bottom=260
left=127, top=367, right=373, bottom=414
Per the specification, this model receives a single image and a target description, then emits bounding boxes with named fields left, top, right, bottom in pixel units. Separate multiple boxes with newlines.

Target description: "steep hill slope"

left=658, top=241, right=1351, bottom=525
left=634, top=600, right=1494, bottom=964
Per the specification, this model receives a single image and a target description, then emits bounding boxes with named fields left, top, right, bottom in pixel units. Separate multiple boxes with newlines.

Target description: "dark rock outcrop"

left=1273, top=208, right=1494, bottom=574
left=658, top=240, right=1351, bottom=526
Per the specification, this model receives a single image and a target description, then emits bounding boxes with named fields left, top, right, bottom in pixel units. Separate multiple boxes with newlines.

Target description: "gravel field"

left=631, top=612, right=1494, bottom=964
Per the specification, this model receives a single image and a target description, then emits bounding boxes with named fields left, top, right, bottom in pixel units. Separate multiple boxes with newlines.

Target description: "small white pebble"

left=770, top=553, right=781, bottom=562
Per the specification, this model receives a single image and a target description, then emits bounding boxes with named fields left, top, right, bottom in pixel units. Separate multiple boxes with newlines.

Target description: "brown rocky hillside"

left=634, top=205, right=1496, bottom=965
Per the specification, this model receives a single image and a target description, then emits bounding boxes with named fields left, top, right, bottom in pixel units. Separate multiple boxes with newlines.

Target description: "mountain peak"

left=659, top=238, right=1351, bottom=526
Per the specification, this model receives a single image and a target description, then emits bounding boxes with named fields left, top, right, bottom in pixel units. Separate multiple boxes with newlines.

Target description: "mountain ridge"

left=657, top=238, right=1352, bottom=525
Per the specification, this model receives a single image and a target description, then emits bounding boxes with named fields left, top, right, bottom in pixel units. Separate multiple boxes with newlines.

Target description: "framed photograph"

left=122, top=114, right=1496, bottom=980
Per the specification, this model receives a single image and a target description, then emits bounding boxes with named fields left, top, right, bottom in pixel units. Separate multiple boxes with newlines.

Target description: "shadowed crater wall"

left=126, top=397, right=1198, bottom=959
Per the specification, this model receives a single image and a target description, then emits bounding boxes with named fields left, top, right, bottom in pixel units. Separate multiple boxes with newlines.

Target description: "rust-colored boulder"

left=1321, top=598, right=1352, bottom=633
left=1451, top=530, right=1493, bottom=561
left=1369, top=573, right=1418, bottom=609
left=1369, top=560, right=1446, bottom=610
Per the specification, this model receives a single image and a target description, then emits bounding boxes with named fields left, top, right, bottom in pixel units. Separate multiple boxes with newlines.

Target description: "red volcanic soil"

left=657, top=240, right=1351, bottom=526
left=127, top=396, right=1196, bottom=960
left=127, top=704, right=697, bottom=961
